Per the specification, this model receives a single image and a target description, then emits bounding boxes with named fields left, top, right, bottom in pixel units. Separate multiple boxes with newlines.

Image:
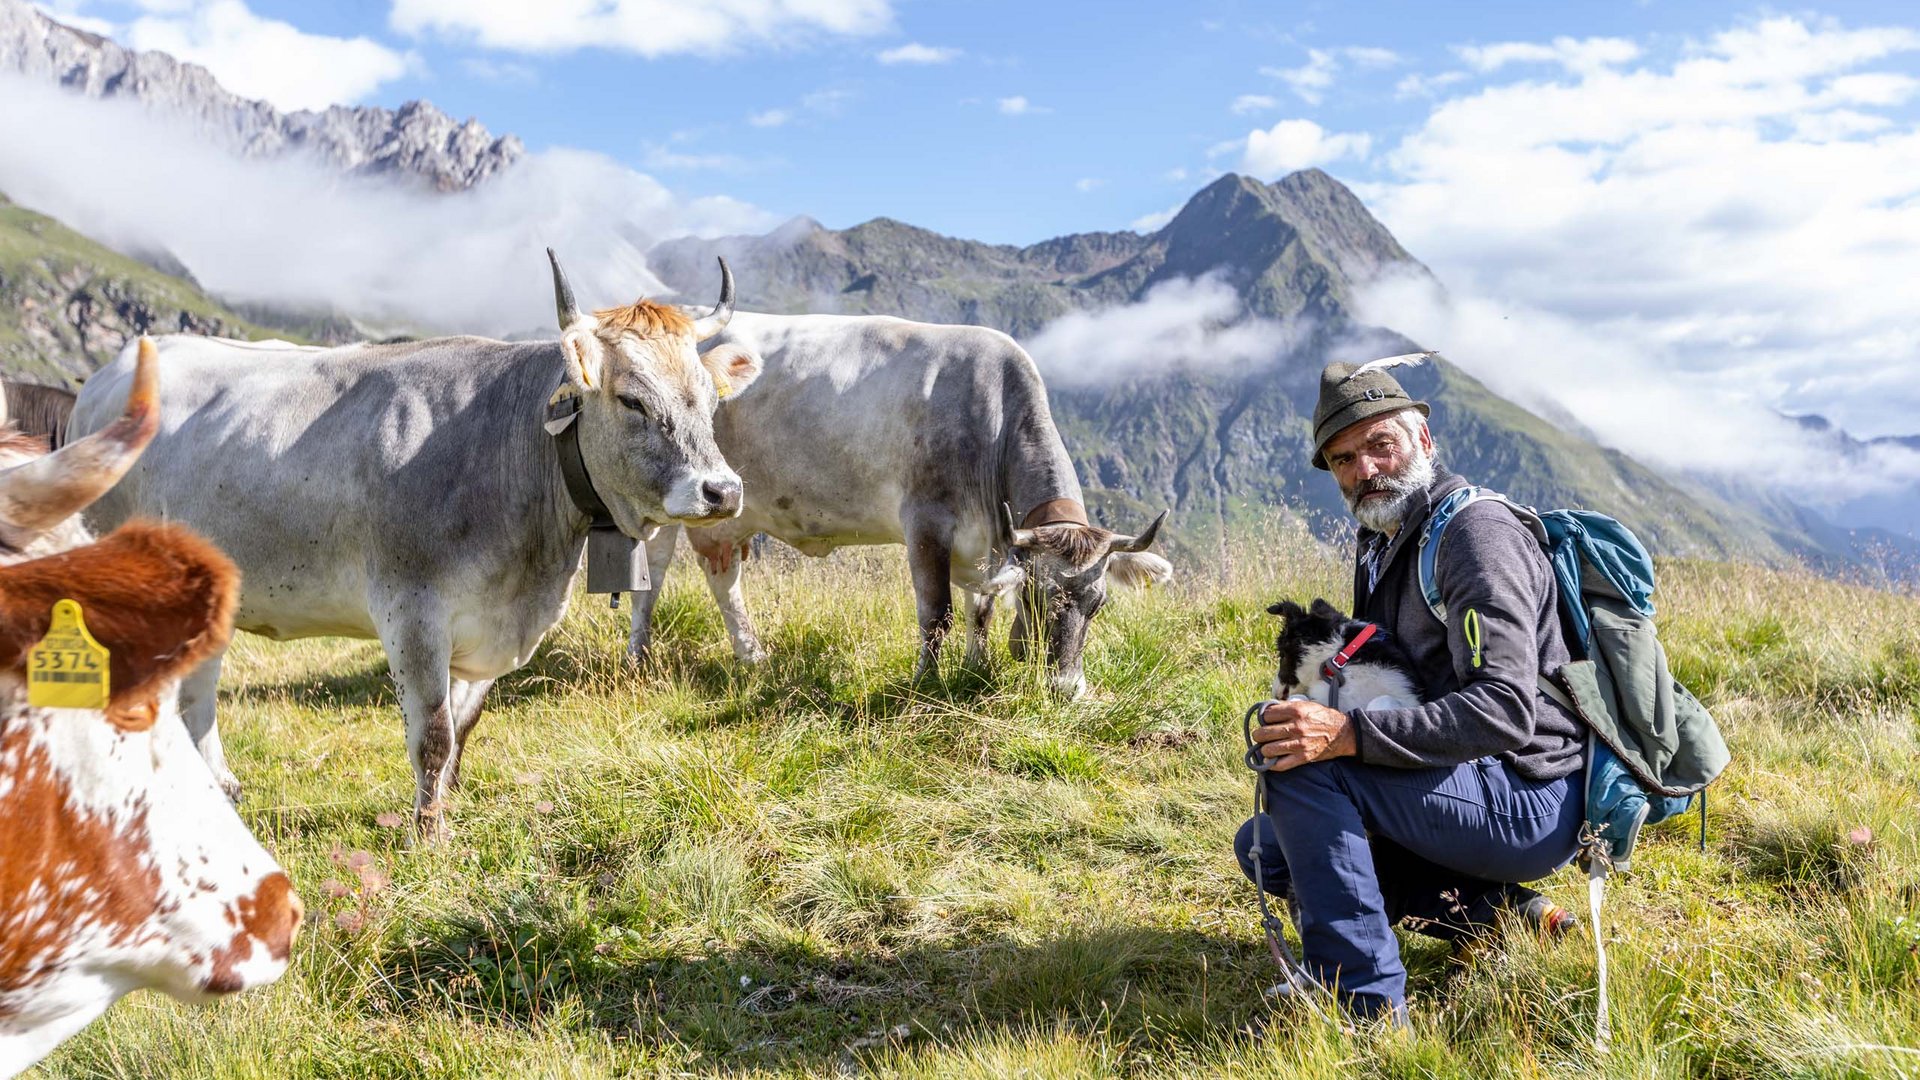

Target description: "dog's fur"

left=1267, top=598, right=1422, bottom=710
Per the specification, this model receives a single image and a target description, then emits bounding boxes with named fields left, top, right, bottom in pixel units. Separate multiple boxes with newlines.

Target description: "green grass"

left=38, top=533, right=1920, bottom=1078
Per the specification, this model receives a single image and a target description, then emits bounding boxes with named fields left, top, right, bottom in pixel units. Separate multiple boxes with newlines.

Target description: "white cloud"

left=876, top=42, right=959, bottom=64
left=390, top=0, right=893, bottom=56
left=123, top=0, right=413, bottom=111
left=1074, top=177, right=1104, bottom=193
left=1238, top=118, right=1371, bottom=176
left=1261, top=45, right=1400, bottom=104
left=748, top=108, right=792, bottom=127
left=1454, top=35, right=1640, bottom=74
left=1352, top=271, right=1920, bottom=506
left=1355, top=14, right=1920, bottom=500
left=1395, top=70, right=1467, bottom=99
left=1129, top=203, right=1181, bottom=233
left=1231, top=93, right=1278, bottom=115
left=1164, top=166, right=1190, bottom=183
left=1265, top=48, right=1336, bottom=104
left=998, top=95, right=1047, bottom=115
left=0, top=75, right=776, bottom=336
left=1022, top=274, right=1315, bottom=386
left=1343, top=46, right=1401, bottom=68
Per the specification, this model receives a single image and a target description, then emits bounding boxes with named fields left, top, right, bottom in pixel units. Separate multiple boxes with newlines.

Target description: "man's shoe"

left=1508, top=885, right=1578, bottom=941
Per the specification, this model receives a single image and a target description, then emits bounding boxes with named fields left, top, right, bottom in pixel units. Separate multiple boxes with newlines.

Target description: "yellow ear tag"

left=28, top=599, right=110, bottom=709
left=712, top=371, right=732, bottom=399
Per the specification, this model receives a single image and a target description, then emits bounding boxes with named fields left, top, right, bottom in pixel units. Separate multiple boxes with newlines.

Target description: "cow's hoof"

left=734, top=643, right=768, bottom=665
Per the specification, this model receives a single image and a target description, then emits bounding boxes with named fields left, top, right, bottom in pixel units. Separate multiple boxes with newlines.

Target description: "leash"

left=1238, top=624, right=1381, bottom=1021
left=1241, top=699, right=1338, bottom=1022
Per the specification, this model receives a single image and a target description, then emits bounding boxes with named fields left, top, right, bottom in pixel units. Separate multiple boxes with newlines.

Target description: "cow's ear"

left=561, top=328, right=606, bottom=391
left=700, top=343, right=762, bottom=400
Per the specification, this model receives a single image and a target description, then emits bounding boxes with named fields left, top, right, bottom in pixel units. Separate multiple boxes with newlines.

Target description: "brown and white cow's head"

left=998, top=506, right=1170, bottom=699
left=546, top=250, right=763, bottom=535
left=0, top=341, right=300, bottom=1077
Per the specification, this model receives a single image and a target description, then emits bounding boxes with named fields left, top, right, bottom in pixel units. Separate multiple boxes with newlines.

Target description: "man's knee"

left=1234, top=814, right=1290, bottom=896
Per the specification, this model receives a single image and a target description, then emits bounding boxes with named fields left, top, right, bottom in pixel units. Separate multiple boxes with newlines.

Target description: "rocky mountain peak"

left=0, top=0, right=523, bottom=191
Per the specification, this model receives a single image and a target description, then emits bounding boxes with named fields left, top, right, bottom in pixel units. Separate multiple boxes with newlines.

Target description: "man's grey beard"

left=1345, top=447, right=1436, bottom=533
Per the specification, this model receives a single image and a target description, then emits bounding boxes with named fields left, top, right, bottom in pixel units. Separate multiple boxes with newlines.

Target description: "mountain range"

left=0, top=0, right=519, bottom=191
left=1, top=0, right=1913, bottom=578
left=652, top=171, right=1898, bottom=569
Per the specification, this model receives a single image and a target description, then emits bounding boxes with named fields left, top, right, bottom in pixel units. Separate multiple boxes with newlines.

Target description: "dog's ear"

left=1309, top=597, right=1344, bottom=621
left=1267, top=599, right=1306, bottom=621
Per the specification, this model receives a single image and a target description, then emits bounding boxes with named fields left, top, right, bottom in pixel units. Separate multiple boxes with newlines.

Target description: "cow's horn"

left=0, top=337, right=159, bottom=541
left=1108, top=509, right=1168, bottom=554
left=547, top=247, right=581, bottom=331
left=692, top=257, right=735, bottom=340
left=1003, top=502, right=1037, bottom=550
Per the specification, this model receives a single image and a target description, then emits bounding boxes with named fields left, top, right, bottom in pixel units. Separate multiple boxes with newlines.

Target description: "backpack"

left=1415, top=486, right=1731, bottom=1048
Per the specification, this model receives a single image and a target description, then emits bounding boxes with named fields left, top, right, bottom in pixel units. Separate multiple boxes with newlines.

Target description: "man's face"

left=1324, top=410, right=1435, bottom=532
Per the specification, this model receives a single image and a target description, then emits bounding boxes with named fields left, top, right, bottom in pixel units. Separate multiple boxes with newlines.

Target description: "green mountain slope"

left=0, top=191, right=295, bottom=384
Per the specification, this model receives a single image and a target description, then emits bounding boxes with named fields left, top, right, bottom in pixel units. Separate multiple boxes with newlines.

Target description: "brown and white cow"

left=0, top=341, right=301, bottom=1078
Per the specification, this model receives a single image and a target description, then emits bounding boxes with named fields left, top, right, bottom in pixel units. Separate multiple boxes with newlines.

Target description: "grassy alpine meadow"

left=39, top=521, right=1920, bottom=1079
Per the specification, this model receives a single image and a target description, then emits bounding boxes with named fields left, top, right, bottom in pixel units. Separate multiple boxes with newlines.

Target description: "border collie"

left=1267, top=598, right=1422, bottom=711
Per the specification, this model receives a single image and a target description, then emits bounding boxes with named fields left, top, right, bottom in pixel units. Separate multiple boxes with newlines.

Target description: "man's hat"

left=1310, top=352, right=1434, bottom=470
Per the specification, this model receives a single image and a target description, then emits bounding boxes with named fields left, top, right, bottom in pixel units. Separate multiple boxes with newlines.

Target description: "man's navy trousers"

left=1234, top=754, right=1582, bottom=1018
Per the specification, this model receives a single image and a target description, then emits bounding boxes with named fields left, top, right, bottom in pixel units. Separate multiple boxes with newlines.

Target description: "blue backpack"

left=1417, top=486, right=1731, bottom=1046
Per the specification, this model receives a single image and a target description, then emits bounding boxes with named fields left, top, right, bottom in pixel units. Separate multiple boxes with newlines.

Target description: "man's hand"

left=1251, top=699, right=1357, bottom=772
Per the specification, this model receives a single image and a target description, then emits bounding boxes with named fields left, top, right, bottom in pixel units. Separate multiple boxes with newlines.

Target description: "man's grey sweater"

left=1346, top=469, right=1585, bottom=781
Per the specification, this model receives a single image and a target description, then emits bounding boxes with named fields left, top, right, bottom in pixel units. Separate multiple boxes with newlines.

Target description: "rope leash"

left=1242, top=699, right=1338, bottom=1023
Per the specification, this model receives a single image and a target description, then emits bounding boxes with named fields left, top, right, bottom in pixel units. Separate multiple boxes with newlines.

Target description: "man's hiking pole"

left=1241, top=700, right=1340, bottom=1026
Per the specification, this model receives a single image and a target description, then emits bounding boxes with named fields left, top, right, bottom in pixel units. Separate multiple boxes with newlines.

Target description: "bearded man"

left=1234, top=358, right=1585, bottom=1024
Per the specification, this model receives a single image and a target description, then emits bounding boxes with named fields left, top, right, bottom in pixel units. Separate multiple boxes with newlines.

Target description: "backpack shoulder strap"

left=1415, top=485, right=1519, bottom=622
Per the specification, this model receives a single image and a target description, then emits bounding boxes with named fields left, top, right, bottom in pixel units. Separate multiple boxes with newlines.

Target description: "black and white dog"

left=1267, top=598, right=1422, bottom=711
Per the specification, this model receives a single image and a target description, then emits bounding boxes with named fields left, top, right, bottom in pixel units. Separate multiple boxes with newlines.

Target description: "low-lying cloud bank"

left=0, top=76, right=775, bottom=336
left=1021, top=273, right=1314, bottom=387
left=1354, top=269, right=1920, bottom=512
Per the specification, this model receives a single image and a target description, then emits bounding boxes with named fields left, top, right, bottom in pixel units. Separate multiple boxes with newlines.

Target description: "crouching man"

left=1236, top=358, right=1583, bottom=1023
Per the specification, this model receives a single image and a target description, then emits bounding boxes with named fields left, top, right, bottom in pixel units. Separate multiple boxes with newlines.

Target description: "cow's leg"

left=373, top=604, right=457, bottom=839
left=627, top=523, right=683, bottom=664
left=447, top=676, right=496, bottom=790
left=961, top=590, right=995, bottom=669
left=178, top=650, right=242, bottom=803
left=689, top=530, right=766, bottom=663
left=904, top=516, right=956, bottom=682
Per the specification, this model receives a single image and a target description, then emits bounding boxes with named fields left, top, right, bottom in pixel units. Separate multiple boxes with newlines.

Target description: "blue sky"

left=14, top=0, right=1920, bottom=504
left=46, top=0, right=1920, bottom=243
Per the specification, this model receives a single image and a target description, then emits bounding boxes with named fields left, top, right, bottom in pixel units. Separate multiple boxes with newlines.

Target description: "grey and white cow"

left=68, top=255, right=760, bottom=834
left=627, top=313, right=1170, bottom=697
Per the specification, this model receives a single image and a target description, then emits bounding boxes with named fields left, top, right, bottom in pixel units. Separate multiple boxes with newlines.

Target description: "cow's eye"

left=616, top=393, right=648, bottom=414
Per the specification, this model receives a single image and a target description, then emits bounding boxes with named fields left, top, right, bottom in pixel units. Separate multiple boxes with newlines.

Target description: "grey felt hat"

left=1310, top=352, right=1433, bottom=470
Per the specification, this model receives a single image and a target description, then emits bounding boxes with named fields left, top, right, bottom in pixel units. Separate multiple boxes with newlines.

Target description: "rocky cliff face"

left=0, top=0, right=522, bottom=191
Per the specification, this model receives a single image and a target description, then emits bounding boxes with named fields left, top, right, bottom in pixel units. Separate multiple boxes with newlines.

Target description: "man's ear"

left=561, top=327, right=605, bottom=390
left=700, top=342, right=763, bottom=399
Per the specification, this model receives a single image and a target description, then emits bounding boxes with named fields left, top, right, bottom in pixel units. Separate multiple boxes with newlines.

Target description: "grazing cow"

left=0, top=342, right=300, bottom=1078
left=0, top=381, right=76, bottom=450
left=626, top=313, right=1168, bottom=697
left=68, top=255, right=760, bottom=835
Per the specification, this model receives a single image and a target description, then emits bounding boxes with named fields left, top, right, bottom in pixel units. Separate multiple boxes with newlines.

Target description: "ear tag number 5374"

left=28, top=599, right=111, bottom=709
